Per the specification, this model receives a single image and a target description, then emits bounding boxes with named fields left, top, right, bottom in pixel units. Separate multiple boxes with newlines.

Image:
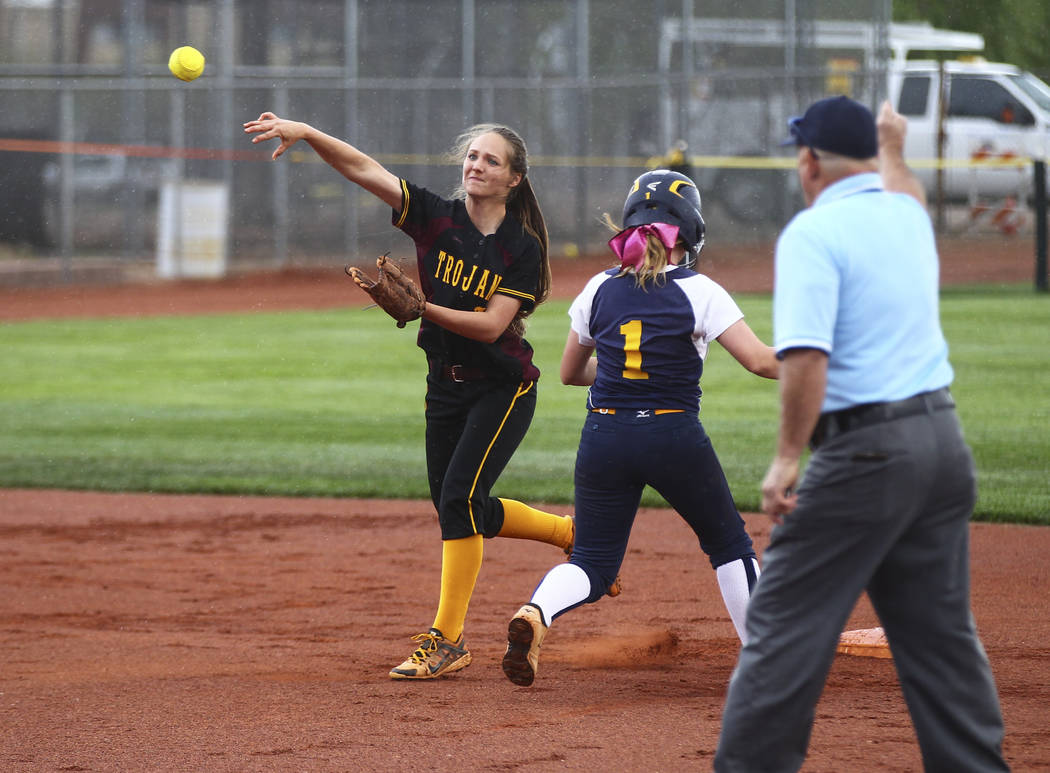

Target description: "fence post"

left=1035, top=159, right=1048, bottom=293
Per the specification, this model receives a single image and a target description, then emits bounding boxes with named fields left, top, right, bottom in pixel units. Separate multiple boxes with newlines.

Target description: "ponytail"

left=602, top=213, right=673, bottom=289
left=508, top=175, right=551, bottom=306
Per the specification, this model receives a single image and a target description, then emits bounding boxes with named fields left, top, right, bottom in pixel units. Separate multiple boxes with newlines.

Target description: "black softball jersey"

left=393, top=178, right=542, bottom=383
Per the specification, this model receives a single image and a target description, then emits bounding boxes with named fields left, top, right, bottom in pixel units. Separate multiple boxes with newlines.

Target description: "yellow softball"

left=168, top=46, right=205, bottom=82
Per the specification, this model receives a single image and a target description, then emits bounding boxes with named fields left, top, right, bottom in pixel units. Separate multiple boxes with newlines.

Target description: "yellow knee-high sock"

left=431, top=534, right=483, bottom=643
left=497, top=498, right=574, bottom=551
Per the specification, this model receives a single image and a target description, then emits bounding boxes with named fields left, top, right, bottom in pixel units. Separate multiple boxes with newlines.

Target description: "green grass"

left=1, top=288, right=1048, bottom=523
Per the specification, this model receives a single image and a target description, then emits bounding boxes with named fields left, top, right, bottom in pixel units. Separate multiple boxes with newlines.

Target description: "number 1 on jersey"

left=619, top=319, right=649, bottom=380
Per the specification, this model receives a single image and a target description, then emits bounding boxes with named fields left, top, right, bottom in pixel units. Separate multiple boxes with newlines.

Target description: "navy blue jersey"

left=394, top=179, right=542, bottom=382
left=568, top=266, right=743, bottom=411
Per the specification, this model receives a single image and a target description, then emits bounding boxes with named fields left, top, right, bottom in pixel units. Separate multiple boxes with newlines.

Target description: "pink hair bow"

left=608, top=223, right=680, bottom=271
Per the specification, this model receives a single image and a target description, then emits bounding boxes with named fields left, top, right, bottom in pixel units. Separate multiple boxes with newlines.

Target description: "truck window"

left=898, top=76, right=930, bottom=116
left=949, top=76, right=1034, bottom=126
left=1008, top=72, right=1050, bottom=114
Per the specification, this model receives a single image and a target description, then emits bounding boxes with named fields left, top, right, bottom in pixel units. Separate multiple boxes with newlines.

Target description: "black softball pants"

left=424, top=373, right=536, bottom=541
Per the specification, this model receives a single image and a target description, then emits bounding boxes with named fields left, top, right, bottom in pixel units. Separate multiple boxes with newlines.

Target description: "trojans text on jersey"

left=434, top=250, right=502, bottom=299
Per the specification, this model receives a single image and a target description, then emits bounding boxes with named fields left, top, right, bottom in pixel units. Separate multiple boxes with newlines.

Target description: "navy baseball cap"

left=781, top=95, right=877, bottom=159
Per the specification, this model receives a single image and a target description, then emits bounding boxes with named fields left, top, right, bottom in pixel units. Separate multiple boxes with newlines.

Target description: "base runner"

left=501, top=170, right=779, bottom=687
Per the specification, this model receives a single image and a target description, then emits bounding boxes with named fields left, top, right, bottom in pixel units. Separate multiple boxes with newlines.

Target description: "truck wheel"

left=716, top=168, right=778, bottom=224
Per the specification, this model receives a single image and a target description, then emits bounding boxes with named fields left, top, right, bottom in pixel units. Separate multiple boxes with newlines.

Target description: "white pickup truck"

left=890, top=58, right=1050, bottom=201
left=659, top=19, right=1050, bottom=221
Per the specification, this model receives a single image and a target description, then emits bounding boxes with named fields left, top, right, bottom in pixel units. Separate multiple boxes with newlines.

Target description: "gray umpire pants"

left=714, top=403, right=1009, bottom=773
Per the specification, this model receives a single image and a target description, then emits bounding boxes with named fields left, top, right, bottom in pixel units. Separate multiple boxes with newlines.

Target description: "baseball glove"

left=345, top=253, right=426, bottom=328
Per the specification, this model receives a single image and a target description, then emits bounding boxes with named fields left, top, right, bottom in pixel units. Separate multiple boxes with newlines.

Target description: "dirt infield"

left=1, top=491, right=1048, bottom=772
left=0, top=234, right=1039, bottom=321
left=1, top=237, right=1048, bottom=771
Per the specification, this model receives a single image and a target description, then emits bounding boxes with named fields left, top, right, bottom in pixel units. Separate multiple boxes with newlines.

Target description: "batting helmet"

left=621, top=169, right=706, bottom=268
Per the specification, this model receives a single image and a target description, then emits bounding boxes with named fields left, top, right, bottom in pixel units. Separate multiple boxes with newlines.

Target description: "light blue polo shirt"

left=773, top=172, right=953, bottom=412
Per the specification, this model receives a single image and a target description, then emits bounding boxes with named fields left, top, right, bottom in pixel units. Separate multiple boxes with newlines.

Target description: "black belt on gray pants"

left=810, top=387, right=954, bottom=449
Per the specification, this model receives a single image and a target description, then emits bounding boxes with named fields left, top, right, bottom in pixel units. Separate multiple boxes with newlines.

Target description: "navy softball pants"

left=570, top=409, right=756, bottom=603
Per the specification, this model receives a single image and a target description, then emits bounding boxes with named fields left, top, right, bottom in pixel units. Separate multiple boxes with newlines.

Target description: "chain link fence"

left=0, top=0, right=892, bottom=278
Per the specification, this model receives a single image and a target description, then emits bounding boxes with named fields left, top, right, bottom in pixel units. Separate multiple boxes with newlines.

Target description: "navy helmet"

left=621, top=169, right=706, bottom=267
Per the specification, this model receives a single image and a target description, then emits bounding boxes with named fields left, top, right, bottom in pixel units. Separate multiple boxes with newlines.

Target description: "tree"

left=894, top=0, right=1050, bottom=76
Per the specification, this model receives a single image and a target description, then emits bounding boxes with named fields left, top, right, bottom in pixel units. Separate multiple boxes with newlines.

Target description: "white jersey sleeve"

left=673, top=273, right=745, bottom=347
left=567, top=270, right=614, bottom=347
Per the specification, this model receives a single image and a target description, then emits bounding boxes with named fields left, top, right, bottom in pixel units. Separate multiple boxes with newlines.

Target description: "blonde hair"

left=602, top=213, right=674, bottom=289
left=450, top=124, right=551, bottom=335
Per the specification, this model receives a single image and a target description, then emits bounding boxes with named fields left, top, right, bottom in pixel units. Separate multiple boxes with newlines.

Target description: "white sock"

left=529, top=563, right=592, bottom=627
left=716, top=557, right=760, bottom=645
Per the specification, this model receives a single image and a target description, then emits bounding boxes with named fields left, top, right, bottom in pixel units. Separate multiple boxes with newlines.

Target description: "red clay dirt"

left=1, top=237, right=1047, bottom=772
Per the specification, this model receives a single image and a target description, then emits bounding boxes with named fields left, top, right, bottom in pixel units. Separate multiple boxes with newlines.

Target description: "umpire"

left=713, top=96, right=1009, bottom=772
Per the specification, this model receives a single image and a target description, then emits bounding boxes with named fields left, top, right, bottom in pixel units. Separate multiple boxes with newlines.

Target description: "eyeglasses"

left=788, top=117, right=823, bottom=161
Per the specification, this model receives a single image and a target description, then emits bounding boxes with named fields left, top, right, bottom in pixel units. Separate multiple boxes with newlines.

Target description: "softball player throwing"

left=502, top=170, right=778, bottom=687
left=244, top=114, right=575, bottom=680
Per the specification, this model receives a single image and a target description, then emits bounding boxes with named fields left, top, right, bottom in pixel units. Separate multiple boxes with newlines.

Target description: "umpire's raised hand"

left=877, top=100, right=926, bottom=205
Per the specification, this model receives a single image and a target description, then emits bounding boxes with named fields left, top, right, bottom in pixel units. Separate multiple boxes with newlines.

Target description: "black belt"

left=810, top=387, right=954, bottom=449
left=432, top=363, right=489, bottom=383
